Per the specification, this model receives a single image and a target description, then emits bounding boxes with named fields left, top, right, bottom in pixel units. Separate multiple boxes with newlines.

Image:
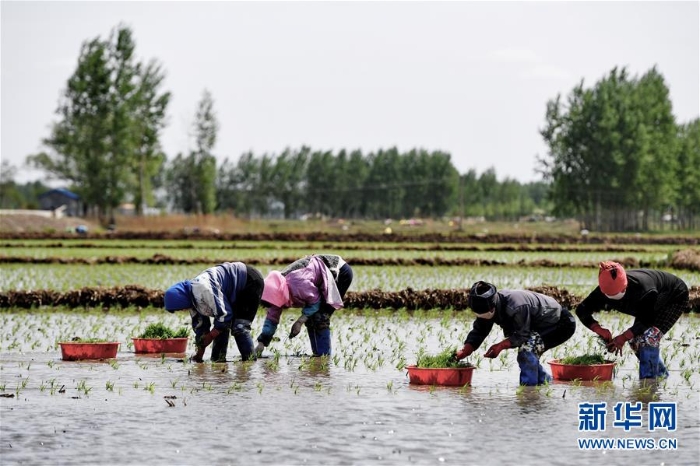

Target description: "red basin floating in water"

left=132, top=338, right=189, bottom=354
left=548, top=359, right=616, bottom=381
left=60, top=342, right=120, bottom=361
left=406, top=365, right=474, bottom=386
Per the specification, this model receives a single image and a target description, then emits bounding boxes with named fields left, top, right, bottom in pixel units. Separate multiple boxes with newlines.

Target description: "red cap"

left=598, top=261, right=627, bottom=296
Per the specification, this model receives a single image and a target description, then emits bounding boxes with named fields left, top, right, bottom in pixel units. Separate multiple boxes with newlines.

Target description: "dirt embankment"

left=2, top=285, right=699, bottom=312
left=0, top=214, right=99, bottom=233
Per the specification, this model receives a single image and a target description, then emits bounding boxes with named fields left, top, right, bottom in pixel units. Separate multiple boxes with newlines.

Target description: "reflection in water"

left=628, top=378, right=665, bottom=404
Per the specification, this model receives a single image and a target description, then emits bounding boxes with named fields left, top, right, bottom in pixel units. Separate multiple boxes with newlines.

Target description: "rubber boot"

left=210, top=332, right=230, bottom=362
left=307, top=328, right=319, bottom=355
left=638, top=346, right=669, bottom=380
left=538, top=363, right=552, bottom=385
left=310, top=328, right=331, bottom=356
left=517, top=351, right=541, bottom=386
left=231, top=319, right=254, bottom=361
left=233, top=332, right=254, bottom=361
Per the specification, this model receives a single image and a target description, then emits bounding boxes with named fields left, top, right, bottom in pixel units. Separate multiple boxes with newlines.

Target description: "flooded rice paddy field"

left=3, top=263, right=700, bottom=295
left=1, top=309, right=698, bottom=465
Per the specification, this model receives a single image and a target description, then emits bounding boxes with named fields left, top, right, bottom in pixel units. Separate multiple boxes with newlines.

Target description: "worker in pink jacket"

left=255, top=254, right=353, bottom=356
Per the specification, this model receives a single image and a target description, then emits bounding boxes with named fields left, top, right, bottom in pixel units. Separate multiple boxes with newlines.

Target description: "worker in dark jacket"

left=452, top=281, right=576, bottom=386
left=164, top=262, right=264, bottom=362
left=576, top=261, right=689, bottom=380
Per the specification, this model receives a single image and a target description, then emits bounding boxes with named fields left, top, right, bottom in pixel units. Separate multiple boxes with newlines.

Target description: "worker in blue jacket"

left=164, top=262, right=264, bottom=362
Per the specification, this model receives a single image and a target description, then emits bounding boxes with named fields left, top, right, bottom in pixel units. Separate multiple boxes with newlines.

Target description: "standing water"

left=1, top=309, right=698, bottom=465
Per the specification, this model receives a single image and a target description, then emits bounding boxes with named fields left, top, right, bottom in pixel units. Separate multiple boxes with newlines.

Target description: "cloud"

left=489, top=47, right=542, bottom=64
left=488, top=47, right=570, bottom=80
left=519, top=64, right=572, bottom=80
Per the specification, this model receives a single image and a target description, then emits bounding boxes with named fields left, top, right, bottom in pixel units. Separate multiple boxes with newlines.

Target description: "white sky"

left=1, top=0, right=699, bottom=184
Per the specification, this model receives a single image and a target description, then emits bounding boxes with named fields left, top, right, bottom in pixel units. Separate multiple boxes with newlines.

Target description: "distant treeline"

left=211, top=147, right=550, bottom=220
left=540, top=67, right=700, bottom=232
left=2, top=24, right=698, bottom=231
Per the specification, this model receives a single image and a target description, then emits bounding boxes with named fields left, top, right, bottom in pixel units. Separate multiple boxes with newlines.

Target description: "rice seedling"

left=226, top=382, right=242, bottom=394
left=138, top=322, right=189, bottom=339
left=76, top=379, right=91, bottom=395
left=559, top=354, right=607, bottom=365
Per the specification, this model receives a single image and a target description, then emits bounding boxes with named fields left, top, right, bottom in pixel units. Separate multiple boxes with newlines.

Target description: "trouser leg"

left=518, top=332, right=550, bottom=385
left=517, top=351, right=542, bottom=386
left=232, top=319, right=254, bottom=361
left=210, top=331, right=230, bottom=362
left=306, top=312, right=332, bottom=356
left=631, top=327, right=668, bottom=380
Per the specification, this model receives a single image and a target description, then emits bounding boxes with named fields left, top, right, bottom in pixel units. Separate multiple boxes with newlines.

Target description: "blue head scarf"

left=164, top=280, right=193, bottom=313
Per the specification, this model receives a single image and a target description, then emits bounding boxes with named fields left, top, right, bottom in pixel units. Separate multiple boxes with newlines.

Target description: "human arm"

left=189, top=310, right=218, bottom=362
left=464, top=316, right=494, bottom=349
left=190, top=328, right=221, bottom=362
left=453, top=343, right=475, bottom=360
left=288, top=301, right=321, bottom=339
left=606, top=329, right=635, bottom=355
left=589, top=322, right=612, bottom=342
left=575, top=291, right=607, bottom=329
left=484, top=339, right=512, bottom=358
left=256, top=306, right=283, bottom=347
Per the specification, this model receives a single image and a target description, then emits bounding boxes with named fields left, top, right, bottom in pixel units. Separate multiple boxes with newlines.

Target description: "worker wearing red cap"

left=575, top=261, right=689, bottom=379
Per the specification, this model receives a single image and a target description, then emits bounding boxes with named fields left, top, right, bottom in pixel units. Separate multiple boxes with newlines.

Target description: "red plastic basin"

left=60, top=342, right=120, bottom=361
left=406, top=365, right=474, bottom=386
left=548, top=359, right=616, bottom=381
left=132, top=338, right=188, bottom=354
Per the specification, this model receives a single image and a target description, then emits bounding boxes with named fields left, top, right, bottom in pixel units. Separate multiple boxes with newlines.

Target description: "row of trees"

left=539, top=67, right=700, bottom=231
left=15, top=25, right=699, bottom=230
left=17, top=24, right=549, bottom=222
left=213, top=147, right=549, bottom=220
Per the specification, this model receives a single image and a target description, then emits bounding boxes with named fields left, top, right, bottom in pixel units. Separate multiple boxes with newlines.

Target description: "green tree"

left=0, top=161, right=23, bottom=208
left=675, top=119, right=700, bottom=229
left=28, top=37, right=111, bottom=219
left=539, top=66, right=682, bottom=231
left=632, top=67, right=677, bottom=230
left=192, top=89, right=218, bottom=214
left=132, top=60, right=171, bottom=214
left=169, top=89, right=218, bottom=214
left=27, top=25, right=170, bottom=222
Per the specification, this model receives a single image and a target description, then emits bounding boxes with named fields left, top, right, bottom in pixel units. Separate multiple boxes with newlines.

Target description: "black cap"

left=468, top=281, right=497, bottom=314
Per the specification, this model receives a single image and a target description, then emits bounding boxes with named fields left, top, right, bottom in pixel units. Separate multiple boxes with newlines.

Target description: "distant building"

left=38, top=188, right=82, bottom=217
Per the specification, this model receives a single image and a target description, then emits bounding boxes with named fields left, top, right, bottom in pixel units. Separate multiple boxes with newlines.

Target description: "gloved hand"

left=606, top=329, right=634, bottom=356
left=590, top=323, right=612, bottom=343
left=289, top=315, right=309, bottom=339
left=254, top=341, right=265, bottom=356
left=201, top=328, right=221, bottom=348
left=484, top=339, right=512, bottom=358
left=453, top=343, right=475, bottom=361
left=190, top=347, right=205, bottom=363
